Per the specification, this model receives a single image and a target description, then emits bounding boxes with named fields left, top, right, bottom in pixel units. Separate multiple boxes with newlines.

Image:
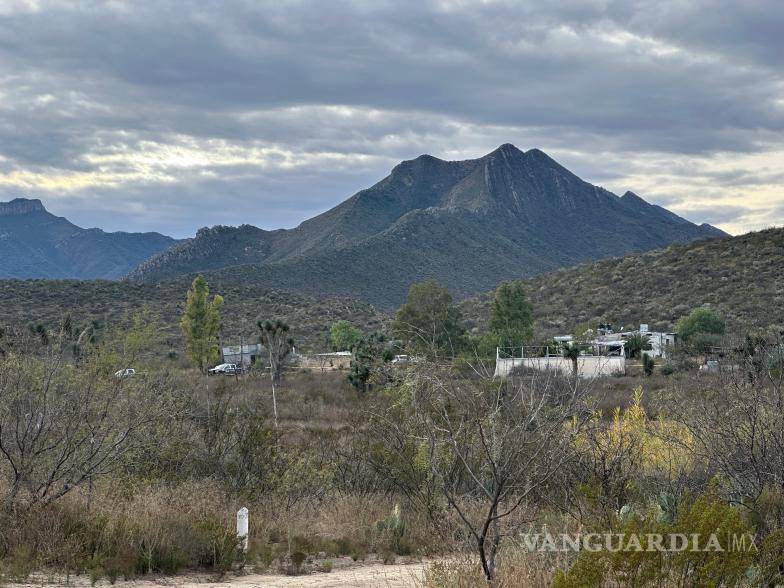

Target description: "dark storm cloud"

left=0, top=0, right=781, bottom=235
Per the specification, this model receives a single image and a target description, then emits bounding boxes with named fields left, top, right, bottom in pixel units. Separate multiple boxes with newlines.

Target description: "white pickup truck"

left=208, top=363, right=240, bottom=375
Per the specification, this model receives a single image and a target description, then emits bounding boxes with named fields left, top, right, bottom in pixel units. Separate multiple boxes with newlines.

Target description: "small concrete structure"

left=222, top=344, right=264, bottom=368
left=236, top=507, right=249, bottom=552
left=643, top=331, right=678, bottom=359
left=495, top=354, right=626, bottom=379
left=298, top=351, right=353, bottom=370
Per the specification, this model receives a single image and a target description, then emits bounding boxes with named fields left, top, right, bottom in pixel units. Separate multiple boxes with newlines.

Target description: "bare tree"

left=668, top=343, right=784, bottom=512
left=0, top=348, right=182, bottom=507
left=409, top=364, right=591, bottom=582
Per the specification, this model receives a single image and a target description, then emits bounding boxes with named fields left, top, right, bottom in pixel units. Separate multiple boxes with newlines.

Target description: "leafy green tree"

left=676, top=308, right=725, bottom=340
left=180, top=275, right=223, bottom=372
left=392, top=280, right=466, bottom=357
left=465, top=333, right=501, bottom=359
left=676, top=308, right=725, bottom=354
left=330, top=320, right=362, bottom=351
left=489, top=281, right=533, bottom=348
left=348, top=332, right=392, bottom=393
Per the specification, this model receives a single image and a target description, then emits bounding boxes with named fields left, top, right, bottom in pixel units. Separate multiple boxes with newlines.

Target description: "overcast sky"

left=0, top=0, right=782, bottom=238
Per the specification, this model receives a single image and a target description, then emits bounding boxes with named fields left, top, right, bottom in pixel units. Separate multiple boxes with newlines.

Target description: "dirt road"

left=15, top=561, right=430, bottom=588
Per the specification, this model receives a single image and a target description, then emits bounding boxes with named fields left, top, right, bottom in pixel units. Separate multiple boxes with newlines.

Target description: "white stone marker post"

left=237, top=507, right=249, bottom=552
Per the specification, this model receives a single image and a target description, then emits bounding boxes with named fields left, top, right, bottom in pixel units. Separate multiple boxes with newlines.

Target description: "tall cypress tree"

left=489, top=281, right=533, bottom=349
left=180, top=275, right=223, bottom=372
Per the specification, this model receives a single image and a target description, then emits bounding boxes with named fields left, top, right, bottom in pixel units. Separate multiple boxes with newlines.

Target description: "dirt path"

left=15, top=561, right=430, bottom=588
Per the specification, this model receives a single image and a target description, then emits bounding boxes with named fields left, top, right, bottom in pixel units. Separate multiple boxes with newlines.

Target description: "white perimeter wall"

left=494, top=356, right=626, bottom=379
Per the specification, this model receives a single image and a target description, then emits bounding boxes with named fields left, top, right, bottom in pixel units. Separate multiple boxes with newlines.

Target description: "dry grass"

left=0, top=477, right=451, bottom=583
left=418, top=548, right=574, bottom=588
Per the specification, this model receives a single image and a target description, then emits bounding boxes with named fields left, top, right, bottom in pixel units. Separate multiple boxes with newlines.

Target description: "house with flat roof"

left=221, top=343, right=264, bottom=368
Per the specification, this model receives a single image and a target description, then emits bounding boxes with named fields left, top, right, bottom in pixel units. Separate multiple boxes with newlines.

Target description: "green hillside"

left=0, top=278, right=385, bottom=353
left=461, top=228, right=784, bottom=337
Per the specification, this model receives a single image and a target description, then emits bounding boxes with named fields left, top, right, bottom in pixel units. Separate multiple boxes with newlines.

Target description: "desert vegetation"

left=0, top=278, right=386, bottom=355
left=461, top=227, right=784, bottom=339
left=1, top=277, right=783, bottom=586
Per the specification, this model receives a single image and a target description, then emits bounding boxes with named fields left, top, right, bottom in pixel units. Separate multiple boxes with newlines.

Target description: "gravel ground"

left=12, top=559, right=431, bottom=588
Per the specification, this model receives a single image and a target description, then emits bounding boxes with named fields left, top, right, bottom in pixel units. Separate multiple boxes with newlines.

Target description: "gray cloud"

left=0, top=0, right=782, bottom=236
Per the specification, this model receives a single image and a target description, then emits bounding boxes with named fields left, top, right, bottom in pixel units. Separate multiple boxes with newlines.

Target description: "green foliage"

left=464, top=333, right=500, bottom=359
left=180, top=275, right=223, bottom=372
left=192, top=518, right=240, bottom=572
left=625, top=332, right=652, bottom=359
left=642, top=353, right=655, bottom=376
left=677, top=307, right=725, bottom=342
left=28, top=322, right=49, bottom=346
left=554, top=488, right=757, bottom=588
left=258, top=319, right=294, bottom=383
left=0, top=499, right=242, bottom=580
left=376, top=504, right=409, bottom=555
left=348, top=332, right=392, bottom=393
left=290, top=551, right=306, bottom=574
left=392, top=280, right=466, bottom=357
left=573, top=321, right=598, bottom=341
left=0, top=279, right=384, bottom=355
left=489, top=280, right=533, bottom=348
left=561, top=341, right=585, bottom=376
left=122, top=310, right=164, bottom=362
left=461, top=228, right=784, bottom=341
left=757, top=529, right=784, bottom=585
left=329, top=320, right=362, bottom=351
left=0, top=346, right=185, bottom=506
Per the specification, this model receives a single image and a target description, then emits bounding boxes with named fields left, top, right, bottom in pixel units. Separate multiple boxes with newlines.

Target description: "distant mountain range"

left=128, top=144, right=726, bottom=309
left=0, top=198, right=177, bottom=279
left=3, top=226, right=779, bottom=352
left=1, top=145, right=726, bottom=305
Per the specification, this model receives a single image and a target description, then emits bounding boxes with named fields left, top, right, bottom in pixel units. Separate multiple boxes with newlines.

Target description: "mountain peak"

left=484, top=145, right=561, bottom=168
left=497, top=142, right=522, bottom=153
left=620, top=191, right=648, bottom=207
left=128, top=147, right=731, bottom=307
left=485, top=143, right=525, bottom=159
left=0, top=197, right=46, bottom=217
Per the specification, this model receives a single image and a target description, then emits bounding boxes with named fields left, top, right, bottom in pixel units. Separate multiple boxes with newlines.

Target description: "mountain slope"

left=460, top=227, right=784, bottom=336
left=3, top=228, right=777, bottom=354
left=129, top=144, right=726, bottom=309
left=0, top=198, right=178, bottom=279
left=0, top=278, right=385, bottom=353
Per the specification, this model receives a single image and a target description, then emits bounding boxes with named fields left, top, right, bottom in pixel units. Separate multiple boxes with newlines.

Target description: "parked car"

left=114, top=368, right=136, bottom=379
left=208, top=363, right=240, bottom=375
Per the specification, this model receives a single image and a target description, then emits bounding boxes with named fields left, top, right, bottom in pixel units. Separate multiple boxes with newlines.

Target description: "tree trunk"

left=478, top=536, right=494, bottom=582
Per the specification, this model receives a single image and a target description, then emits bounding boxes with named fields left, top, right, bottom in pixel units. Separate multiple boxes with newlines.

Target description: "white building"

left=221, top=343, right=264, bottom=368
left=643, top=331, right=678, bottom=359
left=593, top=325, right=677, bottom=359
left=494, top=350, right=626, bottom=379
